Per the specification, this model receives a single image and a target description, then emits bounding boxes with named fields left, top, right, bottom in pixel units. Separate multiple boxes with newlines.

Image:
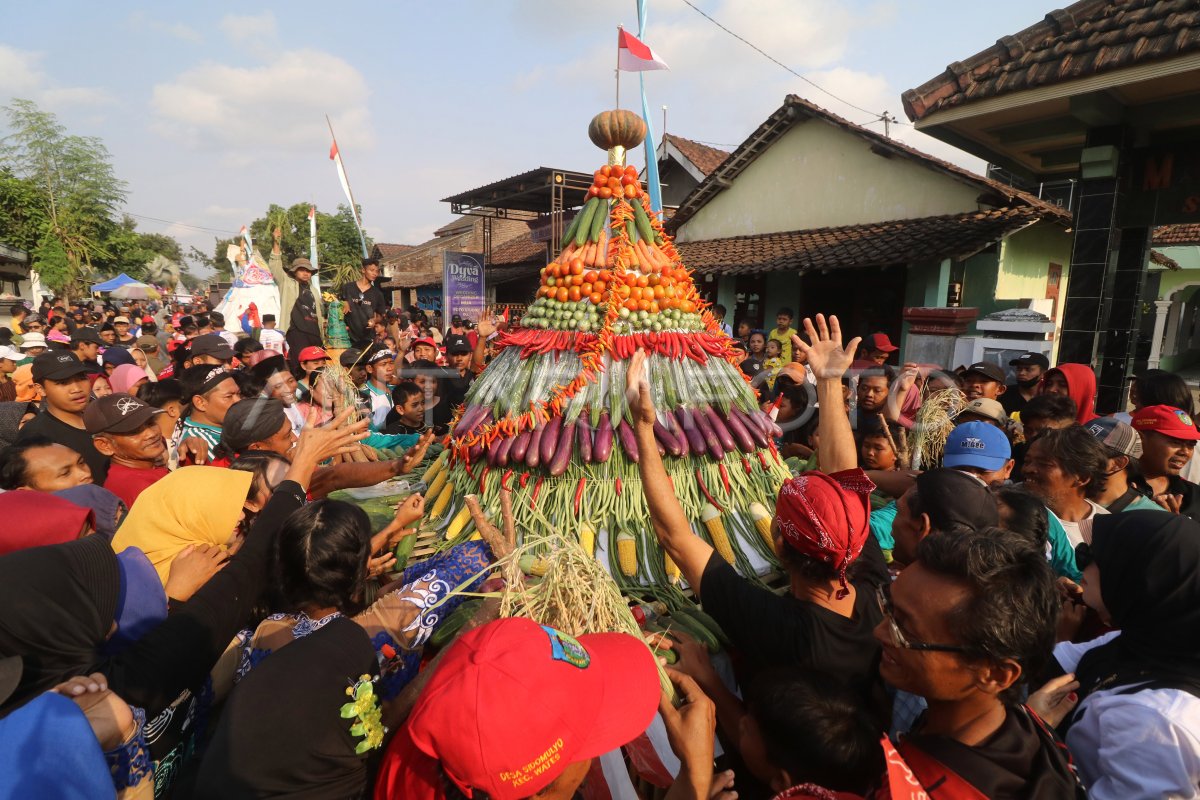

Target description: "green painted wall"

left=962, top=250, right=1010, bottom=325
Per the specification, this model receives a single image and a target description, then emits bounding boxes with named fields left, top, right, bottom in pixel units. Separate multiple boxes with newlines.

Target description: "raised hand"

left=165, top=543, right=228, bottom=602
left=394, top=493, right=426, bottom=529
left=625, top=348, right=655, bottom=428
left=397, top=430, right=436, bottom=474
left=792, top=314, right=861, bottom=381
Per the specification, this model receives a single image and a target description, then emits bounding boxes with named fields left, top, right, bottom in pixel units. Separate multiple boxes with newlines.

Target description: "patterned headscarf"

left=775, top=470, right=872, bottom=598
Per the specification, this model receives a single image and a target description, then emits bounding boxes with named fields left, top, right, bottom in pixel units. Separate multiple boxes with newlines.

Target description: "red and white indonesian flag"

left=329, top=140, right=359, bottom=223
left=618, top=28, right=669, bottom=72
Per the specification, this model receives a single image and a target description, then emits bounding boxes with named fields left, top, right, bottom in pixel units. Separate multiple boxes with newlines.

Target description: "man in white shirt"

left=258, top=314, right=287, bottom=357
left=362, top=347, right=396, bottom=431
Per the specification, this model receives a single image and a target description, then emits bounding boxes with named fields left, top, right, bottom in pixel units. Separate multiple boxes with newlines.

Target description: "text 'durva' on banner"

left=443, top=252, right=486, bottom=324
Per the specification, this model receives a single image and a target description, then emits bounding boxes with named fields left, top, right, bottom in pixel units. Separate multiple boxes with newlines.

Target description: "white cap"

left=18, top=333, right=46, bottom=349
left=0, top=345, right=21, bottom=361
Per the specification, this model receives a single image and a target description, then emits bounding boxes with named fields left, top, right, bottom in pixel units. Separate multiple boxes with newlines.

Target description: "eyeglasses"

left=875, top=584, right=979, bottom=655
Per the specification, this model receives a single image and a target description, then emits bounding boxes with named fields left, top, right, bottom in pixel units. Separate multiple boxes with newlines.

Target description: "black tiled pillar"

left=1058, top=176, right=1119, bottom=364
left=1096, top=227, right=1151, bottom=412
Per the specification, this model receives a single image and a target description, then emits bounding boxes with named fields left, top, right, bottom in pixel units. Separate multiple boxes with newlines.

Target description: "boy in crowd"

left=85, top=393, right=169, bottom=507
left=1132, top=404, right=1200, bottom=520
left=1003, top=351, right=1048, bottom=416
left=0, top=437, right=93, bottom=491
left=767, top=307, right=797, bottom=363
left=209, top=311, right=238, bottom=348
left=258, top=314, right=286, bottom=356
left=859, top=332, right=899, bottom=366
left=960, top=361, right=1007, bottom=402
left=340, top=258, right=387, bottom=349
left=178, top=364, right=243, bottom=454
left=712, top=304, right=733, bottom=336
left=383, top=381, right=426, bottom=435
left=112, top=316, right=136, bottom=346
left=71, top=328, right=104, bottom=372
left=17, top=351, right=108, bottom=481
left=362, top=348, right=397, bottom=430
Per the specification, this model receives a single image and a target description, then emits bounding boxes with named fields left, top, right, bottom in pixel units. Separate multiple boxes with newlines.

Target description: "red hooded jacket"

left=1049, top=363, right=1098, bottom=424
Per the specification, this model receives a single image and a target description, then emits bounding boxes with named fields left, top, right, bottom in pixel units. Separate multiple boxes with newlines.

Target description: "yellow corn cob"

left=429, top=481, right=454, bottom=519
left=518, top=554, right=550, bottom=576
left=468, top=531, right=482, bottom=541
left=578, top=523, right=596, bottom=557
left=749, top=502, right=775, bottom=554
left=616, top=532, right=638, bottom=577
left=422, top=451, right=447, bottom=484
left=426, top=469, right=451, bottom=508
left=445, top=505, right=472, bottom=540
left=702, top=504, right=735, bottom=565
left=664, top=552, right=680, bottom=583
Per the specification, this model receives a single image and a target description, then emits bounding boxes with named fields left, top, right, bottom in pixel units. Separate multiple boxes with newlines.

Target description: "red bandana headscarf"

left=775, top=470, right=872, bottom=598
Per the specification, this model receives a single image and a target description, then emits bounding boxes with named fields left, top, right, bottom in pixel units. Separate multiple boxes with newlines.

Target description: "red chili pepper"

left=520, top=471, right=531, bottom=488
left=530, top=475, right=544, bottom=510
left=478, top=466, right=490, bottom=493
left=742, top=456, right=753, bottom=475
left=574, top=476, right=586, bottom=516
left=501, top=468, right=513, bottom=490
left=758, top=451, right=770, bottom=472
left=696, top=468, right=724, bottom=512
left=719, top=462, right=731, bottom=496
left=463, top=459, right=475, bottom=479
left=615, top=477, right=623, bottom=496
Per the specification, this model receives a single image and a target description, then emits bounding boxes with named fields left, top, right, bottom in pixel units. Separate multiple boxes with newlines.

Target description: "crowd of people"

left=0, top=286, right=1198, bottom=799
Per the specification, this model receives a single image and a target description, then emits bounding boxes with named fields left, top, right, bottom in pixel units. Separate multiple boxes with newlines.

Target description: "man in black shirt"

left=1001, top=352, right=1048, bottom=416
left=285, top=258, right=323, bottom=368
left=340, top=258, right=386, bottom=349
left=70, top=328, right=104, bottom=372
left=631, top=314, right=890, bottom=724
left=17, top=351, right=109, bottom=482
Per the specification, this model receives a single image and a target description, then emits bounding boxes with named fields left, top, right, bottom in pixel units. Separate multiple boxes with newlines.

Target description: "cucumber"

left=678, top=607, right=732, bottom=649
left=393, top=534, right=417, bottom=570
left=633, top=202, right=655, bottom=243
left=573, top=198, right=600, bottom=247
left=666, top=613, right=720, bottom=653
left=625, top=218, right=639, bottom=244
left=429, top=598, right=483, bottom=648
left=589, top=200, right=609, bottom=242
left=561, top=212, right=582, bottom=248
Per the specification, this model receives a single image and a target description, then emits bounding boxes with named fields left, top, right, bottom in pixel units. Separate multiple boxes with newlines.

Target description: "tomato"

left=681, top=300, right=695, bottom=313
left=606, top=177, right=622, bottom=192
left=570, top=259, right=584, bottom=275
left=601, top=165, right=612, bottom=177
left=615, top=283, right=630, bottom=298
left=624, top=164, right=638, bottom=177
left=589, top=292, right=603, bottom=305
left=593, top=170, right=607, bottom=184
left=555, top=287, right=568, bottom=303
left=573, top=274, right=585, bottom=287
left=583, top=270, right=599, bottom=283
left=600, top=270, right=613, bottom=282
left=581, top=282, right=592, bottom=295
left=568, top=286, right=582, bottom=302
left=593, top=279, right=606, bottom=294
left=620, top=174, right=635, bottom=186
left=628, top=287, right=641, bottom=301
left=599, top=186, right=613, bottom=199
left=649, top=301, right=660, bottom=313
left=638, top=299, right=652, bottom=312
left=653, top=285, right=665, bottom=299
left=664, top=285, right=676, bottom=298
left=623, top=299, right=639, bottom=312
left=623, top=184, right=639, bottom=199
left=636, top=275, right=649, bottom=288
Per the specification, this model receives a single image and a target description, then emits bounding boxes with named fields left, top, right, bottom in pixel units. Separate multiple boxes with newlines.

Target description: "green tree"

left=2, top=99, right=128, bottom=299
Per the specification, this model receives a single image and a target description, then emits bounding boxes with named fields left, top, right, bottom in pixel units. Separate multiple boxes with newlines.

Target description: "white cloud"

left=0, top=45, right=113, bottom=111
left=150, top=50, right=373, bottom=155
left=126, top=11, right=203, bottom=44
left=220, top=11, right=277, bottom=44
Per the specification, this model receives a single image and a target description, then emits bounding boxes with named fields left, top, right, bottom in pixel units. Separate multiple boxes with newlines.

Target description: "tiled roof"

left=1153, top=224, right=1200, bottom=247
left=489, top=231, right=547, bottom=266
left=1150, top=249, right=1182, bottom=270
left=675, top=208, right=1043, bottom=275
left=667, top=94, right=1068, bottom=233
left=373, top=243, right=414, bottom=261
left=904, top=0, right=1200, bottom=121
left=662, top=134, right=730, bottom=176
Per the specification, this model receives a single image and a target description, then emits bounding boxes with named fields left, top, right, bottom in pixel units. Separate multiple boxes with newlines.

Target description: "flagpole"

left=325, top=114, right=370, bottom=258
left=615, top=26, right=622, bottom=108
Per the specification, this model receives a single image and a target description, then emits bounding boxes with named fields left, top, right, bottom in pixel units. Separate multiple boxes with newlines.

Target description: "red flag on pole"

left=618, top=28, right=669, bottom=72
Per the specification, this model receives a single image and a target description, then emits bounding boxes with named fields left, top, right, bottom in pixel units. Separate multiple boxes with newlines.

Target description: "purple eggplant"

left=723, top=408, right=757, bottom=453
left=615, top=419, right=640, bottom=463
left=653, top=418, right=684, bottom=457
left=675, top=408, right=706, bottom=456
left=494, top=434, right=515, bottom=467
left=468, top=441, right=484, bottom=463
left=705, top=407, right=737, bottom=453
left=732, top=406, right=769, bottom=449
left=526, top=424, right=544, bottom=468
left=577, top=418, right=593, bottom=463
left=693, top=406, right=725, bottom=461
left=665, top=411, right=689, bottom=458
left=548, top=421, right=576, bottom=476
left=539, top=416, right=562, bottom=465
left=487, top=437, right=503, bottom=467
left=509, top=429, right=532, bottom=463
left=453, top=405, right=482, bottom=435
left=593, top=413, right=614, bottom=463
left=753, top=409, right=783, bottom=439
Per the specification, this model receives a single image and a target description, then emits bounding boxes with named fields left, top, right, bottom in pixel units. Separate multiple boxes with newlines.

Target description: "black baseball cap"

left=1009, top=352, right=1050, bottom=370
left=189, top=334, right=235, bottom=361
left=84, top=393, right=163, bottom=435
left=31, top=351, right=90, bottom=383
left=914, top=468, right=999, bottom=533
left=71, top=328, right=104, bottom=346
left=339, top=348, right=364, bottom=368
left=962, top=362, right=1006, bottom=384
left=447, top=341, right=472, bottom=355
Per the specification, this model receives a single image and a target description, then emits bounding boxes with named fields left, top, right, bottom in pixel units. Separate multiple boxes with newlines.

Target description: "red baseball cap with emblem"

left=375, top=617, right=660, bottom=800
left=866, top=332, right=898, bottom=353
left=1131, top=405, right=1200, bottom=441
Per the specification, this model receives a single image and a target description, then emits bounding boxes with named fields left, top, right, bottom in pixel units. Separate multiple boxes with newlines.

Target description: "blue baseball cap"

left=944, top=421, right=1012, bottom=471
left=106, top=547, right=168, bottom=653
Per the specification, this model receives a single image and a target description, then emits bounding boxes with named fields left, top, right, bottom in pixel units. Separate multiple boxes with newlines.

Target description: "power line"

left=676, top=0, right=910, bottom=131
left=123, top=212, right=239, bottom=237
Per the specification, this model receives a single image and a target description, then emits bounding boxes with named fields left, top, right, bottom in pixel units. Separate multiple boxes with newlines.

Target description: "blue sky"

left=2, top=1, right=1056, bottom=274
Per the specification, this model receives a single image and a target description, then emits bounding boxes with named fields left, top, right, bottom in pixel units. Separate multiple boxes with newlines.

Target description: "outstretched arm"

left=793, top=314, right=860, bottom=474
left=628, top=350, right=715, bottom=592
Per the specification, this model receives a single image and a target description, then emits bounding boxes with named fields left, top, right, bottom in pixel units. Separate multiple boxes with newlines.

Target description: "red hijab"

left=0, top=492, right=94, bottom=556
left=1047, top=363, right=1097, bottom=424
